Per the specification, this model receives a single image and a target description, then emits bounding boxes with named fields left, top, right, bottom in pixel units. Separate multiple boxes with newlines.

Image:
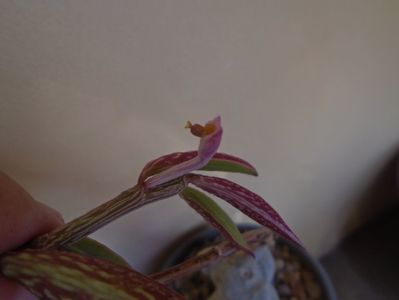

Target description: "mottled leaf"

left=187, top=174, right=302, bottom=246
left=66, top=237, right=130, bottom=268
left=139, top=151, right=257, bottom=184
left=1, top=249, right=183, bottom=300
left=179, top=187, right=251, bottom=255
left=139, top=151, right=195, bottom=184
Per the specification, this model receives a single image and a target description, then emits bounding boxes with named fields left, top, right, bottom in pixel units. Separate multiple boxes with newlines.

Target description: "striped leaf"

left=139, top=151, right=257, bottom=184
left=187, top=174, right=302, bottom=246
left=1, top=249, right=183, bottom=300
left=179, top=187, right=251, bottom=255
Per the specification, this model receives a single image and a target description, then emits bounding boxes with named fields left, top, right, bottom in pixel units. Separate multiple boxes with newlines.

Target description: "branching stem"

left=150, top=227, right=273, bottom=284
left=30, top=178, right=187, bottom=250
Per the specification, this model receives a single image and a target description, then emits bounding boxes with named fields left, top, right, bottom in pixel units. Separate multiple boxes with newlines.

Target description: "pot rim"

left=158, top=223, right=337, bottom=300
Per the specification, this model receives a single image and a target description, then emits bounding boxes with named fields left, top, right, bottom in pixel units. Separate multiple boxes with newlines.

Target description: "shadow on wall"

left=342, top=144, right=399, bottom=235
left=321, top=146, right=399, bottom=299
left=322, top=209, right=399, bottom=300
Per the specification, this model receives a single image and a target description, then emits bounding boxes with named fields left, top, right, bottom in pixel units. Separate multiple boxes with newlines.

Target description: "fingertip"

left=0, top=276, right=37, bottom=300
left=0, top=172, right=64, bottom=253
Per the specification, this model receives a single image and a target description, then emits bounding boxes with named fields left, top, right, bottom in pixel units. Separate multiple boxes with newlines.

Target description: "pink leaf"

left=142, top=117, right=222, bottom=188
left=139, top=151, right=197, bottom=184
left=187, top=174, right=302, bottom=246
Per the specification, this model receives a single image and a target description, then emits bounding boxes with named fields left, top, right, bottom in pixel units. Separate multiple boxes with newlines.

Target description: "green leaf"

left=201, top=152, right=258, bottom=175
left=200, top=157, right=258, bottom=175
left=180, top=187, right=251, bottom=254
left=66, top=237, right=130, bottom=268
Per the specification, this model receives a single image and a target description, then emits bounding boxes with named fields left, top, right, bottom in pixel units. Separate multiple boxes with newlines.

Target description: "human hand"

left=0, top=172, right=63, bottom=299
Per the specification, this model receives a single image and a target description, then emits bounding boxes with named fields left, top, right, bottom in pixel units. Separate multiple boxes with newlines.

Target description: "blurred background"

left=1, top=1, right=398, bottom=298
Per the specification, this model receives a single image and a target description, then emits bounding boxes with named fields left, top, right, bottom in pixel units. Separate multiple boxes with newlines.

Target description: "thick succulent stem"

left=30, top=178, right=187, bottom=250
left=150, top=227, right=274, bottom=284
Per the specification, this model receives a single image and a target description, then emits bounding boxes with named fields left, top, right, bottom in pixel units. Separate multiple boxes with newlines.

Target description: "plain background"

left=1, top=1, right=399, bottom=272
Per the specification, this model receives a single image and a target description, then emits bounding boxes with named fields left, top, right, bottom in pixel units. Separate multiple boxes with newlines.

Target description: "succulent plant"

left=0, top=116, right=300, bottom=299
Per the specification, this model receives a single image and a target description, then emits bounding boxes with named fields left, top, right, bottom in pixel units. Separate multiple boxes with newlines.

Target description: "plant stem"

left=150, top=227, right=274, bottom=284
left=30, top=178, right=187, bottom=250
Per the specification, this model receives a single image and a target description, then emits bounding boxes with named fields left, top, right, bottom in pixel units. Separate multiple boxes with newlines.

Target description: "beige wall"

left=1, top=1, right=398, bottom=272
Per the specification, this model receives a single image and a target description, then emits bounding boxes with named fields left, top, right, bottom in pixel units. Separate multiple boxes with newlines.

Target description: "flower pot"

left=158, top=224, right=337, bottom=300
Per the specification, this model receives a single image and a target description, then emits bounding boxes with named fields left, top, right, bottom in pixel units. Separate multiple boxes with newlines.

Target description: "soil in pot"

left=161, top=225, right=335, bottom=300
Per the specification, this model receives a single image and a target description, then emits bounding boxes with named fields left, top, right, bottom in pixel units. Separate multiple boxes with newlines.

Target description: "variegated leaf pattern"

left=139, top=151, right=257, bottom=184
left=187, top=174, right=302, bottom=246
left=1, top=249, right=183, bottom=300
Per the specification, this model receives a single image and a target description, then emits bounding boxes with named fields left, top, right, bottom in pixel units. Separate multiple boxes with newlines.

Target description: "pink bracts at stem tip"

left=144, top=116, right=223, bottom=188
